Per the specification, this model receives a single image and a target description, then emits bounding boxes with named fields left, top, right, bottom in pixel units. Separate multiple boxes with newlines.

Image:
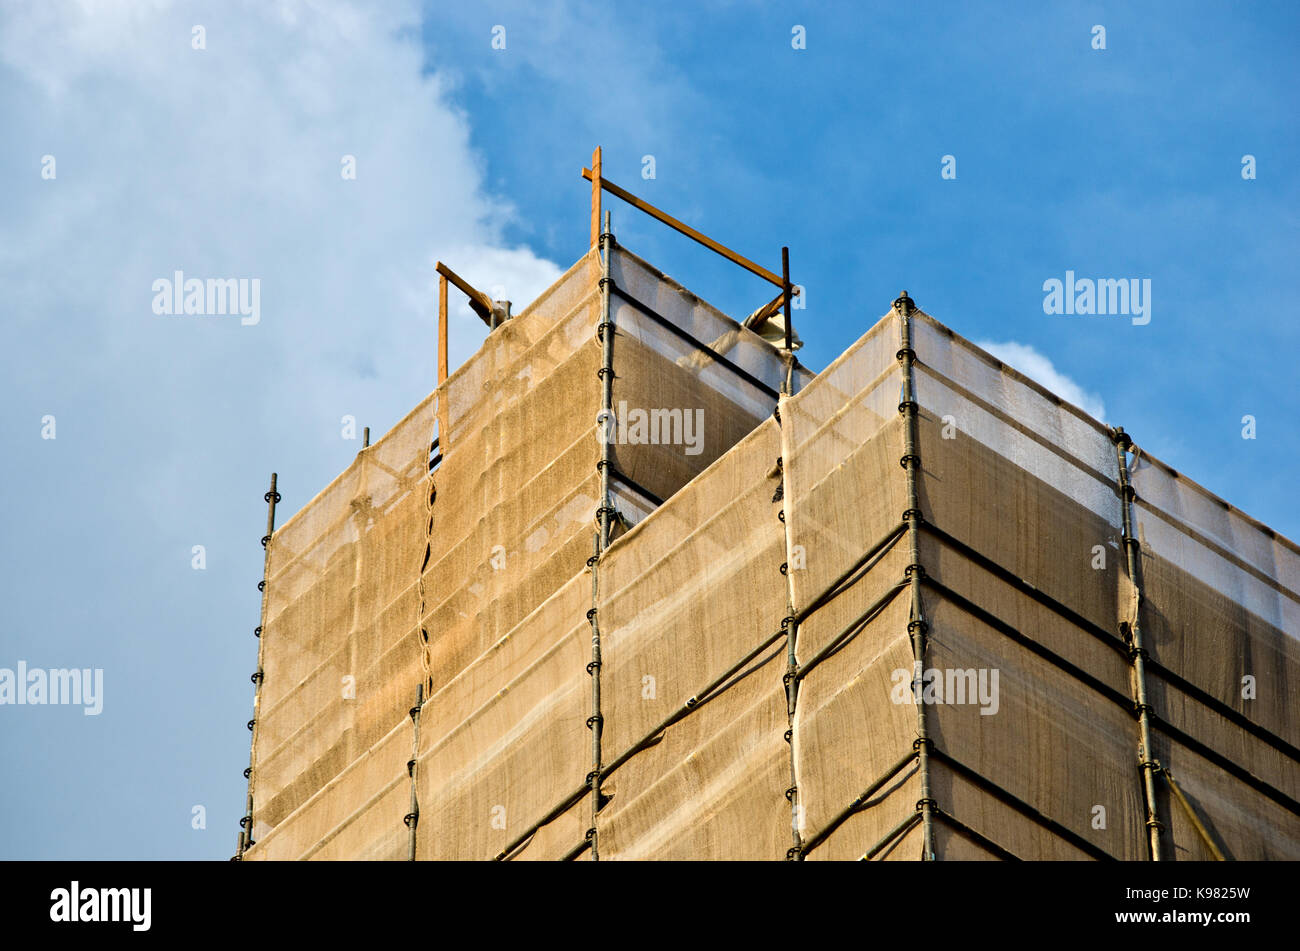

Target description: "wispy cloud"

left=972, top=340, right=1106, bottom=422
left=0, top=0, right=563, bottom=858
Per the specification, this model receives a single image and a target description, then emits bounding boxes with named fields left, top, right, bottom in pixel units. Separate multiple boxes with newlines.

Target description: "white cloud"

left=0, top=0, right=575, bottom=859
left=0, top=0, right=564, bottom=514
left=972, top=340, right=1107, bottom=421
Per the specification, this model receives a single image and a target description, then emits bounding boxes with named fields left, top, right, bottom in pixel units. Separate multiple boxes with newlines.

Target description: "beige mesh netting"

left=244, top=247, right=1298, bottom=861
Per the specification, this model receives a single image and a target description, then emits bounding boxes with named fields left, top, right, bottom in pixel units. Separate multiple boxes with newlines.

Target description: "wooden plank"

left=590, top=146, right=602, bottom=249
left=438, top=275, right=449, bottom=386
left=437, top=274, right=450, bottom=454
left=435, top=260, right=494, bottom=326
left=581, top=167, right=784, bottom=288
left=743, top=287, right=801, bottom=331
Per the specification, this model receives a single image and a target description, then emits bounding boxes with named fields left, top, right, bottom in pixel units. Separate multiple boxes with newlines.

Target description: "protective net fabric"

left=1130, top=457, right=1299, bottom=743
left=775, top=312, right=915, bottom=857
left=248, top=250, right=604, bottom=857
left=246, top=251, right=1298, bottom=861
left=594, top=420, right=791, bottom=859
left=245, top=241, right=801, bottom=859
left=608, top=248, right=811, bottom=405
left=249, top=391, right=435, bottom=852
left=1128, top=455, right=1300, bottom=858
left=608, top=246, right=812, bottom=504
left=779, top=307, right=1297, bottom=861
left=414, top=572, right=591, bottom=860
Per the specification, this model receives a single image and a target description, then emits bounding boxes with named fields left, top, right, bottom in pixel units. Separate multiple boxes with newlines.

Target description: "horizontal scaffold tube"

left=795, top=581, right=908, bottom=682
left=860, top=812, right=920, bottom=861
left=799, top=750, right=919, bottom=856
left=794, top=524, right=907, bottom=625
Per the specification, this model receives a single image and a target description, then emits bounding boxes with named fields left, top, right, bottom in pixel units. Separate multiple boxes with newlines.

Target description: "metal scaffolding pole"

left=781, top=246, right=794, bottom=395
left=585, top=210, right=615, bottom=860
left=238, top=472, right=279, bottom=859
left=895, top=292, right=936, bottom=861
left=1113, top=427, right=1165, bottom=861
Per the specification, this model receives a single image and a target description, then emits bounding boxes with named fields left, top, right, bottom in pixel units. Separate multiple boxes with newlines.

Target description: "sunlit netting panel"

left=596, top=421, right=789, bottom=858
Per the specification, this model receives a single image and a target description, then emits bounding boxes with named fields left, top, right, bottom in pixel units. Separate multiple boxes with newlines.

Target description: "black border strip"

left=925, top=575, right=1300, bottom=819
left=921, top=522, right=1300, bottom=766
left=930, top=748, right=1116, bottom=861
left=608, top=467, right=665, bottom=508
left=610, top=285, right=781, bottom=400
left=932, top=807, right=1023, bottom=861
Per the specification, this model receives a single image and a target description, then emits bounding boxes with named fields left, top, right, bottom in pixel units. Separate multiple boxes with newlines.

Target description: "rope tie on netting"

left=774, top=412, right=803, bottom=861
left=415, top=424, right=439, bottom=698
left=405, top=682, right=423, bottom=859
left=399, top=366, right=448, bottom=859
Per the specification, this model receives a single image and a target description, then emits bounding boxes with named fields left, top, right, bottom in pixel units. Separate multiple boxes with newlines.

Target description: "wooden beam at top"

left=590, top=146, right=602, bottom=249
left=743, top=287, right=802, bottom=331
left=435, top=261, right=494, bottom=327
left=581, top=167, right=784, bottom=288
left=437, top=272, right=450, bottom=455
left=438, top=275, right=449, bottom=386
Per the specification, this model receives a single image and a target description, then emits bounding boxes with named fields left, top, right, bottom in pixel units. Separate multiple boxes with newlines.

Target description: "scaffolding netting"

left=244, top=247, right=1300, bottom=862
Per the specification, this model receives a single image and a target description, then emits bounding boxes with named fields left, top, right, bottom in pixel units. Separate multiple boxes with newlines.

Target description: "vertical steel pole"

left=779, top=246, right=802, bottom=857
left=239, top=471, right=278, bottom=859
left=895, top=292, right=935, bottom=861
left=598, top=210, right=614, bottom=551
left=1113, top=428, right=1164, bottom=861
left=586, top=210, right=615, bottom=861
left=781, top=246, right=793, bottom=395
left=587, top=533, right=603, bottom=861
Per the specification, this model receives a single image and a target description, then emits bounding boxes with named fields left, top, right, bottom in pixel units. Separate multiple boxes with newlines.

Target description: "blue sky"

left=0, top=1, right=1295, bottom=859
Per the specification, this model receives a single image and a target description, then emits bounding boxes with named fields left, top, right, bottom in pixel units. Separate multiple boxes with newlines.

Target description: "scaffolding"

left=237, top=151, right=1300, bottom=861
